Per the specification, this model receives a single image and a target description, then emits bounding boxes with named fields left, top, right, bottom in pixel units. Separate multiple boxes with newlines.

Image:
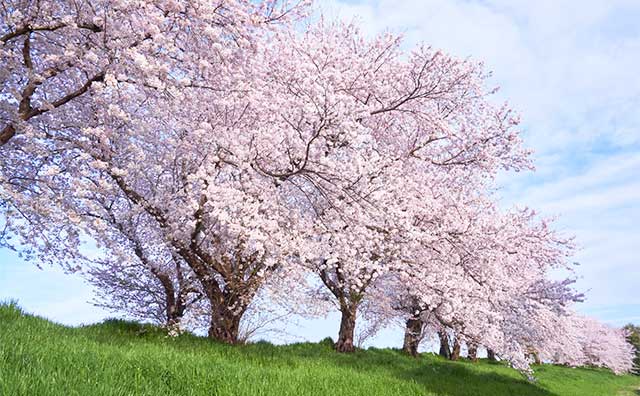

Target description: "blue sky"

left=1, top=0, right=639, bottom=347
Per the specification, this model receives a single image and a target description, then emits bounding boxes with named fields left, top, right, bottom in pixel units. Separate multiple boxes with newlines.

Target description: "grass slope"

left=1, top=303, right=638, bottom=396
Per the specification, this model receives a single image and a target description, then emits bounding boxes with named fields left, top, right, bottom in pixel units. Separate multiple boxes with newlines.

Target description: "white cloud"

left=326, top=0, right=640, bottom=152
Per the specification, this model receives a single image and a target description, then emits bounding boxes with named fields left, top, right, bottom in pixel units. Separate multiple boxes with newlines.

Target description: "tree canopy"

left=0, top=0, right=634, bottom=376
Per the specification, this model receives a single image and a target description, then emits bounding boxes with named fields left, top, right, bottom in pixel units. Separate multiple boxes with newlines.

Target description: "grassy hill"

left=1, top=303, right=638, bottom=396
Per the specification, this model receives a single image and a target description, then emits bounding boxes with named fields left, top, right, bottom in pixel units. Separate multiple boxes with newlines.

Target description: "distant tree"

left=623, top=324, right=640, bottom=375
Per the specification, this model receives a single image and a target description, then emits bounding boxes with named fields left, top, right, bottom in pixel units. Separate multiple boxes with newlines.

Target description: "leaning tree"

left=1, top=0, right=312, bottom=342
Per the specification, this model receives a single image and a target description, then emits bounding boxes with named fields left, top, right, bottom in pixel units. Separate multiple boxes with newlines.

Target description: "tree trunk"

left=450, top=338, right=461, bottom=361
left=527, top=347, right=541, bottom=364
left=149, top=268, right=186, bottom=329
left=208, top=304, right=242, bottom=344
left=438, top=330, right=451, bottom=359
left=166, top=294, right=186, bottom=328
left=468, top=342, right=478, bottom=362
left=402, top=316, right=423, bottom=357
left=336, top=305, right=357, bottom=353
left=0, top=124, right=16, bottom=146
left=533, top=352, right=541, bottom=365
left=487, top=348, right=497, bottom=361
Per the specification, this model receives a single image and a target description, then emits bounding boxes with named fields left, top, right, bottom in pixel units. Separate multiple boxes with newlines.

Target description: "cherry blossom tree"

left=387, top=201, right=634, bottom=374
left=0, top=0, right=309, bottom=257
left=525, top=311, right=635, bottom=374
left=1, top=0, right=311, bottom=342
left=389, top=203, right=583, bottom=370
left=0, top=0, right=634, bottom=375
left=250, top=19, right=532, bottom=352
left=84, top=209, right=203, bottom=329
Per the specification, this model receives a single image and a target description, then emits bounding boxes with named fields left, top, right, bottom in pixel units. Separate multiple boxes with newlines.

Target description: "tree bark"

left=527, top=347, right=541, bottom=364
left=450, top=337, right=461, bottom=361
left=208, top=304, right=242, bottom=344
left=438, top=330, right=451, bottom=359
left=533, top=352, right=541, bottom=365
left=336, top=305, right=357, bottom=353
left=468, top=342, right=478, bottom=362
left=165, top=290, right=186, bottom=328
left=154, top=272, right=180, bottom=327
left=487, top=348, right=497, bottom=361
left=402, top=316, right=423, bottom=357
left=0, top=124, right=16, bottom=146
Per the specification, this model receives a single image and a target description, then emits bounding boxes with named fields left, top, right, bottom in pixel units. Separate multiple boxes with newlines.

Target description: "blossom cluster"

left=0, top=0, right=633, bottom=374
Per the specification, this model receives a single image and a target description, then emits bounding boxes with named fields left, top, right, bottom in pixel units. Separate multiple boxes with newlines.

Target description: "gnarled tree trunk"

left=165, top=292, right=184, bottom=328
left=318, top=266, right=365, bottom=354
left=533, top=352, right=541, bottom=365
left=336, top=305, right=357, bottom=353
left=402, top=316, right=423, bottom=357
left=175, top=243, right=254, bottom=345
left=152, top=271, right=184, bottom=328
left=487, top=348, right=497, bottom=361
left=208, top=303, right=242, bottom=344
left=165, top=286, right=190, bottom=328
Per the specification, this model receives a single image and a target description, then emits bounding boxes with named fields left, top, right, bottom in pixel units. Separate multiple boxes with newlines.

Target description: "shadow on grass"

left=327, top=350, right=557, bottom=396
left=76, top=320, right=558, bottom=396
left=398, top=359, right=556, bottom=396
left=231, top=343, right=558, bottom=396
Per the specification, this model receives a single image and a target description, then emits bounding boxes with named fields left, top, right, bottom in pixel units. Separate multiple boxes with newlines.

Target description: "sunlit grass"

left=1, top=302, right=638, bottom=396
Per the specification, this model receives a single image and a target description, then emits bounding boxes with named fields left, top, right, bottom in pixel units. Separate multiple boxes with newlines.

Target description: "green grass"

left=1, top=302, right=638, bottom=396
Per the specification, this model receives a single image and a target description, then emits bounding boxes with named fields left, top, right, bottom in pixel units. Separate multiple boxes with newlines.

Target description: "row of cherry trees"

left=1, top=0, right=634, bottom=375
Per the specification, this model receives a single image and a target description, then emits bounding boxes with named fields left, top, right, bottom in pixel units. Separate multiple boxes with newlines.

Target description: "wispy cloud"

left=326, top=0, right=640, bottom=150
left=327, top=0, right=640, bottom=324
